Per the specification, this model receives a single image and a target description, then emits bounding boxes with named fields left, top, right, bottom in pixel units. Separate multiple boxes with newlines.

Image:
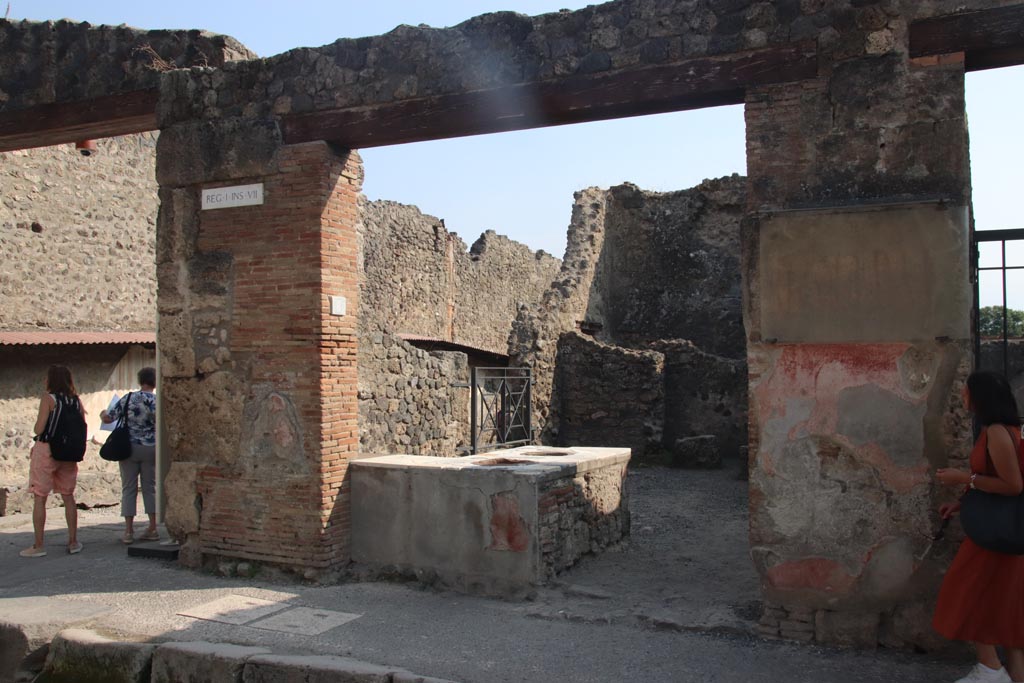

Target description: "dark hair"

left=137, top=366, right=156, bottom=388
left=46, top=365, right=77, bottom=397
left=966, top=371, right=1021, bottom=427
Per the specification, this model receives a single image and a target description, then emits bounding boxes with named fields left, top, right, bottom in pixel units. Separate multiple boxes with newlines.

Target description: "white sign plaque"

left=201, top=183, right=264, bottom=210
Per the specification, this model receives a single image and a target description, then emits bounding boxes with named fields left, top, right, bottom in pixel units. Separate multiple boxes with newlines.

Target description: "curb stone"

left=36, top=629, right=156, bottom=683
left=151, top=642, right=272, bottom=683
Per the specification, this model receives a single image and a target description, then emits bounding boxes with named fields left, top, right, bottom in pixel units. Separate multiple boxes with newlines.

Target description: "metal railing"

left=469, top=366, right=532, bottom=454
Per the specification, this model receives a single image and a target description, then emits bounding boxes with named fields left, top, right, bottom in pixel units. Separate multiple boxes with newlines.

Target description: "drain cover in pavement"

left=248, top=606, right=362, bottom=635
left=178, top=595, right=288, bottom=625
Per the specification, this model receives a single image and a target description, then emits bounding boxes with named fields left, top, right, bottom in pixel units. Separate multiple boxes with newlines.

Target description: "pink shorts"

left=28, top=441, right=78, bottom=497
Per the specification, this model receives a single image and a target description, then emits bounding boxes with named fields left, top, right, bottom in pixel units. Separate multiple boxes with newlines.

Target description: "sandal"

left=137, top=529, right=160, bottom=542
left=19, top=546, right=47, bottom=558
left=67, top=542, right=83, bottom=555
left=121, top=532, right=134, bottom=545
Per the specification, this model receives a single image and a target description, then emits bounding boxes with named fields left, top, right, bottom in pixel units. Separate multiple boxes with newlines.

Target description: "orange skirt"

left=933, top=537, right=1024, bottom=647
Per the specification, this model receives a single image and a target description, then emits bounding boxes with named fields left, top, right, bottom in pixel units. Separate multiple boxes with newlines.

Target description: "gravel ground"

left=522, top=464, right=762, bottom=633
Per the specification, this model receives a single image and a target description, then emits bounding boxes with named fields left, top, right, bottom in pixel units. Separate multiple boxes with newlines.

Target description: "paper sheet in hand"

left=100, top=394, right=120, bottom=431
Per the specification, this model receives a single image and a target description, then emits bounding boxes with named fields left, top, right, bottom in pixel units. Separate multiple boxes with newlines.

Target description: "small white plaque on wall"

left=329, top=295, right=347, bottom=316
left=201, top=183, right=264, bottom=210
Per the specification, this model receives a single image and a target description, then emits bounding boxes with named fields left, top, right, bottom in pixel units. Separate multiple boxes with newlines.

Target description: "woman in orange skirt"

left=934, top=371, right=1024, bottom=683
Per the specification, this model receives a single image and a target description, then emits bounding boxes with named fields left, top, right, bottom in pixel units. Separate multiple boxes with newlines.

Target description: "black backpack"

left=43, top=394, right=87, bottom=462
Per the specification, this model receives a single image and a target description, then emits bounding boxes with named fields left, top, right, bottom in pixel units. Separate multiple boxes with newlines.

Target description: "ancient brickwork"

left=358, top=331, right=469, bottom=456
left=359, top=199, right=559, bottom=353
left=538, top=461, right=630, bottom=578
left=742, top=8, right=974, bottom=648
left=157, top=130, right=362, bottom=574
left=0, top=134, right=158, bottom=331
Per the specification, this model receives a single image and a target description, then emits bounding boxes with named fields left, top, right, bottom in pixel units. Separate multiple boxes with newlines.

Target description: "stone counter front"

left=350, top=446, right=630, bottom=595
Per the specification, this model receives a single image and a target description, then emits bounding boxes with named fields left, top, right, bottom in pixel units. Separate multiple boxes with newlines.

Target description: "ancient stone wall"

left=512, top=178, right=748, bottom=465
left=593, top=179, right=746, bottom=358
left=359, top=198, right=559, bottom=353
left=555, top=333, right=665, bottom=459
left=0, top=134, right=159, bottom=331
left=157, top=0, right=1007, bottom=129
left=0, top=19, right=252, bottom=110
left=743, top=6, right=974, bottom=649
left=539, top=460, right=630, bottom=578
left=358, top=331, right=469, bottom=456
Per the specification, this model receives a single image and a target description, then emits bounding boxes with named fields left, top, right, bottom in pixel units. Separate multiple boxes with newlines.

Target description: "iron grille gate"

left=973, top=228, right=1024, bottom=377
left=469, top=367, right=532, bottom=454
left=972, top=228, right=1024, bottom=424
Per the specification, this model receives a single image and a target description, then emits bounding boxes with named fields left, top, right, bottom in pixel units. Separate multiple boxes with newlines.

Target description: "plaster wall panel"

left=758, top=203, right=970, bottom=343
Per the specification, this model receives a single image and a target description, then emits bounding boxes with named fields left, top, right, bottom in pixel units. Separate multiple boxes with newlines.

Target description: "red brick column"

left=157, top=132, right=361, bottom=576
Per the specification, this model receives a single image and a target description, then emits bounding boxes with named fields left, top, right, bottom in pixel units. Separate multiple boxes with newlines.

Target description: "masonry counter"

left=350, top=446, right=631, bottom=595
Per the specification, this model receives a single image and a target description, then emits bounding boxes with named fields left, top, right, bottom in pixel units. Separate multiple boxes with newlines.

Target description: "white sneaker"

left=954, top=663, right=1012, bottom=683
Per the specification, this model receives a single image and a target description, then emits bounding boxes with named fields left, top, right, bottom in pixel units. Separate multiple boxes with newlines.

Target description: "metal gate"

left=469, top=367, right=532, bottom=454
left=972, top=228, right=1024, bottom=378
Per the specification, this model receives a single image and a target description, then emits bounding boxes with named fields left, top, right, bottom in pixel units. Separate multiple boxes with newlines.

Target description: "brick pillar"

left=156, top=118, right=361, bottom=576
left=742, top=46, right=973, bottom=649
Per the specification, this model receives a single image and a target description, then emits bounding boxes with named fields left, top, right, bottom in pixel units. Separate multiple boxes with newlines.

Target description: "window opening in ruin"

left=470, top=366, right=532, bottom=454
left=973, top=231, right=1024, bottom=418
left=967, top=65, right=1024, bottom=414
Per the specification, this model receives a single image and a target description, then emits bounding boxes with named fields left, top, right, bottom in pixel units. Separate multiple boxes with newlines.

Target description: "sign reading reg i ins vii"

left=201, top=183, right=264, bottom=210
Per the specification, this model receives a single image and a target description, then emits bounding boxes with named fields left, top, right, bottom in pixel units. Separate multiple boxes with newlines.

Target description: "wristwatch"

left=969, top=473, right=978, bottom=489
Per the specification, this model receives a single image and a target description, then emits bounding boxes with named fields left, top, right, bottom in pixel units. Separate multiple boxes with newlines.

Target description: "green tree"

left=979, top=306, right=1024, bottom=338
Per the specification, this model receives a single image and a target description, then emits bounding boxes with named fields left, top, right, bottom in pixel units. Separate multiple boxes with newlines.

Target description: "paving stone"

left=177, top=595, right=287, bottom=626
left=242, top=654, right=393, bottom=683
left=248, top=607, right=361, bottom=636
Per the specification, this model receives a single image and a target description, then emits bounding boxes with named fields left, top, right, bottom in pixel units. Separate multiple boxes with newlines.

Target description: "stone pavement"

left=0, top=468, right=971, bottom=682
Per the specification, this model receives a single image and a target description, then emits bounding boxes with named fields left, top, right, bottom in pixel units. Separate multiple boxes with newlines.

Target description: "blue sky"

left=19, top=1, right=1023, bottom=305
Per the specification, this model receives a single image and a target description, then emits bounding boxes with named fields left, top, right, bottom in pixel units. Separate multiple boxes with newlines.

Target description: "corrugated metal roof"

left=0, top=331, right=156, bottom=346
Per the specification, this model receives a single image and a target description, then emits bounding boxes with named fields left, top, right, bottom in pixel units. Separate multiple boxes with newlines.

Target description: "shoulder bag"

left=959, top=426, right=1024, bottom=555
left=100, top=392, right=134, bottom=462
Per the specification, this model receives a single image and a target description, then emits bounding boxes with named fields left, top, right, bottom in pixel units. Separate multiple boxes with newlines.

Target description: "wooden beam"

left=0, top=89, right=158, bottom=152
left=282, top=44, right=818, bottom=149
left=910, top=4, right=1024, bottom=71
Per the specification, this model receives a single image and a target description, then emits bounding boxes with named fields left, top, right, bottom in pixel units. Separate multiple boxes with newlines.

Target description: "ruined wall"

left=592, top=179, right=746, bottom=358
left=743, top=8, right=973, bottom=649
left=358, top=330, right=469, bottom=456
left=513, top=179, right=747, bottom=465
left=510, top=188, right=608, bottom=442
left=0, top=19, right=252, bottom=110
left=359, top=198, right=559, bottom=353
left=157, top=0, right=1008, bottom=128
left=0, top=134, right=159, bottom=331
left=555, top=333, right=664, bottom=459
left=358, top=199, right=558, bottom=457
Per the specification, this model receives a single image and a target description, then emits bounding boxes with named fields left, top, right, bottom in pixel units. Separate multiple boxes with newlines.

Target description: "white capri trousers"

left=119, top=443, right=156, bottom=517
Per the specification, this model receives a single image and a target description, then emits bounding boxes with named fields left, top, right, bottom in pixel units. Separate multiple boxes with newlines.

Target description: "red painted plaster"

left=766, top=557, right=858, bottom=594
left=488, top=492, right=530, bottom=552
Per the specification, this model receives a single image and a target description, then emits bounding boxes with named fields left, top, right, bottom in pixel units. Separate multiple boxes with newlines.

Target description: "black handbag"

left=99, top=392, right=134, bottom=462
left=960, top=488, right=1024, bottom=555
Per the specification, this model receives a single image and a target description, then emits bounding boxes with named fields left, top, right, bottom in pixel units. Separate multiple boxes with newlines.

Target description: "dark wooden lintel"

left=0, top=89, right=159, bottom=153
left=282, top=44, right=818, bottom=149
left=910, top=4, right=1024, bottom=71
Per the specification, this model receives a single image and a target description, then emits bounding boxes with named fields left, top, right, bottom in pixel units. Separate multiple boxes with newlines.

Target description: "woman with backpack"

left=20, top=365, right=86, bottom=558
left=933, top=371, right=1024, bottom=683
left=100, top=366, right=158, bottom=544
